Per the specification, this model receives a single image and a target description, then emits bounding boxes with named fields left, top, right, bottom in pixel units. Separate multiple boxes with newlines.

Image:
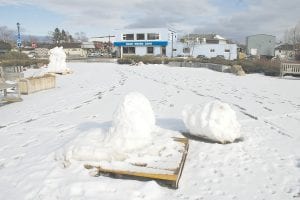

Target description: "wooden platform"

left=84, top=137, right=189, bottom=189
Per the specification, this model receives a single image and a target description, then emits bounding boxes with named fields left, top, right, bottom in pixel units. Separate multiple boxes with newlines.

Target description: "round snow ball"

left=109, top=92, right=155, bottom=151
left=182, top=101, right=241, bottom=143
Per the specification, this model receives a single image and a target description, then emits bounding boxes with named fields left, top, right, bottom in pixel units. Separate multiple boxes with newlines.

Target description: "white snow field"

left=0, top=62, right=300, bottom=199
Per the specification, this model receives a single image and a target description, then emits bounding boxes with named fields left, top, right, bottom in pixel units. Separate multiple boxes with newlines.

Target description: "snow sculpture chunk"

left=47, top=46, right=70, bottom=73
left=108, top=92, right=155, bottom=152
left=182, top=101, right=241, bottom=143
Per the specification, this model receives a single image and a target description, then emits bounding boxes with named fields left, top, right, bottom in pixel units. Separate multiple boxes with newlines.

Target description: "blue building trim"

left=114, top=41, right=168, bottom=47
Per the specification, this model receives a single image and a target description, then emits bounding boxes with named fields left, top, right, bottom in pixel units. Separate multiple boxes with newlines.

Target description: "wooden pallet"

left=84, top=137, right=189, bottom=189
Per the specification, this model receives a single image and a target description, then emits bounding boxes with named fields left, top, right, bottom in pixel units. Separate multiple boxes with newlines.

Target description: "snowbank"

left=47, top=46, right=70, bottom=73
left=182, top=101, right=241, bottom=143
left=107, top=92, right=155, bottom=152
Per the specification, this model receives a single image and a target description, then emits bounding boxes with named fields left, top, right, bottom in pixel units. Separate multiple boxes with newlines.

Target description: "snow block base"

left=19, top=74, right=56, bottom=95
left=84, top=137, right=189, bottom=189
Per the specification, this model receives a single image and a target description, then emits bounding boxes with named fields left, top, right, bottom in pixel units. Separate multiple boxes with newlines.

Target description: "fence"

left=280, top=63, right=300, bottom=77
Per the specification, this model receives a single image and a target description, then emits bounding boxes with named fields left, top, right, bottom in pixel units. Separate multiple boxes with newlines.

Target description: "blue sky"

left=0, top=5, right=65, bottom=35
left=0, top=0, right=299, bottom=42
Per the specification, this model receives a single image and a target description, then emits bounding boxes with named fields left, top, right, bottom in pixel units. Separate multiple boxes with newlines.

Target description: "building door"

left=161, top=47, right=166, bottom=57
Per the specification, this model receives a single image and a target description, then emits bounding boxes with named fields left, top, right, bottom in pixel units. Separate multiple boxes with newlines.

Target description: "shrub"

left=0, top=58, right=49, bottom=68
left=238, top=60, right=263, bottom=73
left=0, top=41, right=12, bottom=51
left=258, top=59, right=281, bottom=76
left=117, top=58, right=134, bottom=64
left=0, top=51, right=49, bottom=68
left=238, top=59, right=281, bottom=76
left=117, top=55, right=163, bottom=64
left=0, top=51, right=29, bottom=60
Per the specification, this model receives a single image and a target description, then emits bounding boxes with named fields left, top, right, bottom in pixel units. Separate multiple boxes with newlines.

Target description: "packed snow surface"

left=0, top=62, right=300, bottom=200
left=108, top=92, right=155, bottom=152
left=47, top=46, right=69, bottom=73
left=182, top=101, right=241, bottom=143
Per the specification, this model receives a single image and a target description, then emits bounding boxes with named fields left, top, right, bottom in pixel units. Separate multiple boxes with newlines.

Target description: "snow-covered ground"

left=0, top=62, right=299, bottom=199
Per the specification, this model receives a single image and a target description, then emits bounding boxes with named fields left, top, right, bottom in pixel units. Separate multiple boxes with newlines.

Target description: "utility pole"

left=168, top=28, right=177, bottom=58
left=16, top=22, right=21, bottom=53
left=171, top=32, right=174, bottom=58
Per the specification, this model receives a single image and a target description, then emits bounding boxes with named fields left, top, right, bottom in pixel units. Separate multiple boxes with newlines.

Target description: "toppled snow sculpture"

left=47, top=46, right=70, bottom=73
left=58, top=92, right=184, bottom=166
left=182, top=101, right=241, bottom=143
left=108, top=92, right=155, bottom=152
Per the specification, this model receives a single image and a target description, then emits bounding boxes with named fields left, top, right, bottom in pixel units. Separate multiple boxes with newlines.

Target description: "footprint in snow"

left=22, top=139, right=38, bottom=147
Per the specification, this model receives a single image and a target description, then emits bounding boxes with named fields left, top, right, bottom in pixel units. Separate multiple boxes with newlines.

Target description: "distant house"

left=275, top=44, right=294, bottom=60
left=177, top=34, right=237, bottom=60
left=89, top=36, right=115, bottom=55
left=81, top=42, right=95, bottom=56
left=246, top=34, right=276, bottom=57
left=60, top=43, right=85, bottom=58
left=34, top=43, right=85, bottom=58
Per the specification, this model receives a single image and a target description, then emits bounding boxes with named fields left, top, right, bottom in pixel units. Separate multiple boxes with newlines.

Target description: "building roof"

left=275, top=44, right=294, bottom=50
left=35, top=43, right=82, bottom=49
left=247, top=34, right=276, bottom=38
left=180, top=33, right=229, bottom=44
left=81, top=42, right=95, bottom=49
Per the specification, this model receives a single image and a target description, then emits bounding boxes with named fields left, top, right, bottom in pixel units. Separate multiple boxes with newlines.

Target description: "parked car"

left=28, top=52, right=36, bottom=59
left=196, top=55, right=206, bottom=59
left=216, top=55, right=225, bottom=59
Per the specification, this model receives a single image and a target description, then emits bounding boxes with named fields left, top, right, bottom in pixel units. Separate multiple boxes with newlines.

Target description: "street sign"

left=17, top=43, right=22, bottom=48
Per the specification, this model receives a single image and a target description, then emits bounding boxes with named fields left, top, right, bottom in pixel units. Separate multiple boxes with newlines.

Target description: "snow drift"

left=182, top=101, right=241, bottom=143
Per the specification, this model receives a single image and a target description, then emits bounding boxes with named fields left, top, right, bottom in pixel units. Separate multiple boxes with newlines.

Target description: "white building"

left=274, top=44, right=295, bottom=60
left=89, top=36, right=116, bottom=43
left=177, top=34, right=237, bottom=60
left=113, top=28, right=177, bottom=58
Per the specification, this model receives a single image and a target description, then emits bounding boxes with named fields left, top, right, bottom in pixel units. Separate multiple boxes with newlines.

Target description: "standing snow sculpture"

left=108, top=92, right=156, bottom=152
left=47, top=46, right=70, bottom=74
left=182, top=101, right=241, bottom=143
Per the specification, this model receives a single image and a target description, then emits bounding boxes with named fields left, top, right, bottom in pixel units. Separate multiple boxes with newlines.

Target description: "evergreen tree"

left=61, top=29, right=67, bottom=43
left=53, top=28, right=61, bottom=44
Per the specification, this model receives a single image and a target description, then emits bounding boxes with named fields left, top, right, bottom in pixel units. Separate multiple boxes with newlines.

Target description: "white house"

left=177, top=34, right=237, bottom=60
left=113, top=28, right=177, bottom=58
left=274, top=44, right=295, bottom=60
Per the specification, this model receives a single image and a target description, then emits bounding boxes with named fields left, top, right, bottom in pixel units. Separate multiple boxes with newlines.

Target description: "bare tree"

left=0, top=26, right=15, bottom=42
left=284, top=22, right=300, bottom=45
left=74, top=32, right=88, bottom=42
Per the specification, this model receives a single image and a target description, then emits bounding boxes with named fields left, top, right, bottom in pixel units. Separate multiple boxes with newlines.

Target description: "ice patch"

left=182, top=101, right=241, bottom=143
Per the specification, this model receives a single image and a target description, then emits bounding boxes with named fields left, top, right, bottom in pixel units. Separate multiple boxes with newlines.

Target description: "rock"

left=137, top=61, right=144, bottom=66
left=231, top=65, right=245, bottom=76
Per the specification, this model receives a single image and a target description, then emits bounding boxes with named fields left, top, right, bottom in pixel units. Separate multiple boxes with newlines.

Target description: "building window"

left=136, top=33, right=145, bottom=40
left=183, top=47, right=190, bottom=53
left=224, top=49, right=230, bottom=52
left=147, top=33, right=159, bottom=40
left=123, top=47, right=135, bottom=54
left=210, top=49, right=215, bottom=52
left=147, top=47, right=154, bottom=54
left=122, top=34, right=134, bottom=40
